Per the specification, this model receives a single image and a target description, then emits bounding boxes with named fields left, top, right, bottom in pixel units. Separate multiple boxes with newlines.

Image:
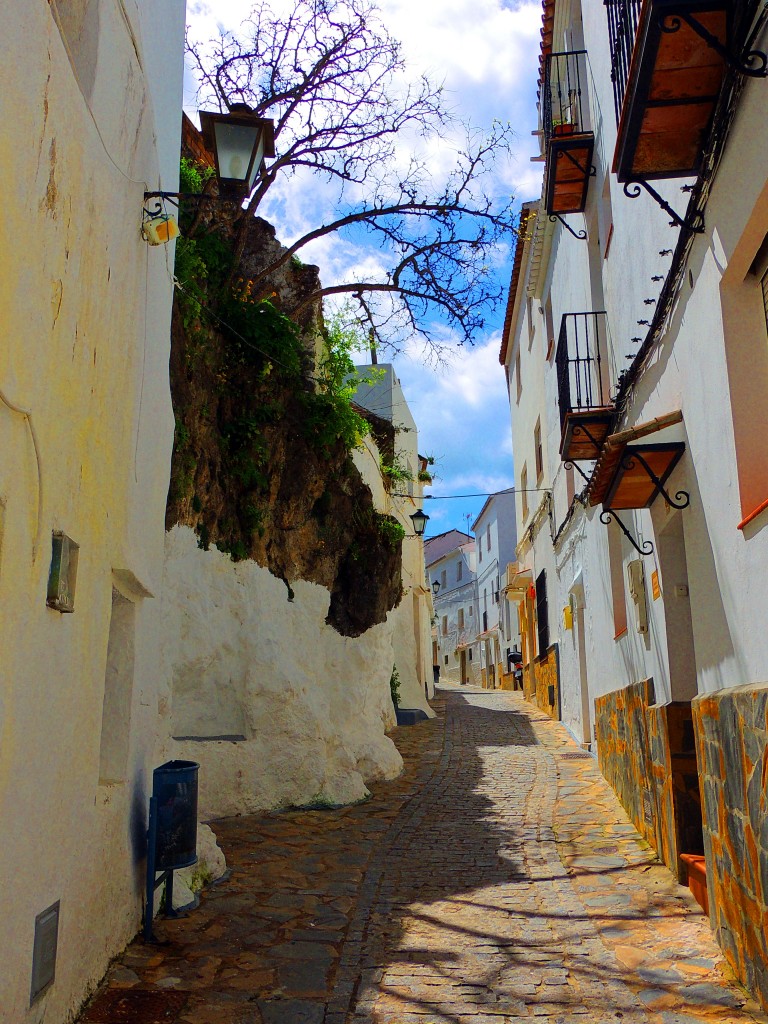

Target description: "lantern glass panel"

left=213, top=121, right=263, bottom=191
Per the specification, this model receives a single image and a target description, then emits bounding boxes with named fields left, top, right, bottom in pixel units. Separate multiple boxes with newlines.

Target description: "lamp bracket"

left=143, top=191, right=240, bottom=219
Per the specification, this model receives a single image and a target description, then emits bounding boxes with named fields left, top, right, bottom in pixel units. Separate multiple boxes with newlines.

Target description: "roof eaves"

left=499, top=203, right=537, bottom=366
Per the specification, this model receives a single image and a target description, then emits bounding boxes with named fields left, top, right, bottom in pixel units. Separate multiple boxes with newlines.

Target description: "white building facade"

left=0, top=2, right=185, bottom=1020
left=472, top=489, right=520, bottom=689
left=353, top=364, right=436, bottom=710
left=503, top=0, right=768, bottom=1006
left=426, top=532, right=481, bottom=685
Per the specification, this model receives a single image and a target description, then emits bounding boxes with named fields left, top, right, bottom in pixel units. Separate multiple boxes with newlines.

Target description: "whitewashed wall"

left=160, top=527, right=404, bottom=817
left=507, top=0, right=768, bottom=747
left=0, top=2, right=184, bottom=1021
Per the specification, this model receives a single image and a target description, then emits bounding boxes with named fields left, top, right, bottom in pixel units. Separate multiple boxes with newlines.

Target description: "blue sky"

left=184, top=0, right=544, bottom=537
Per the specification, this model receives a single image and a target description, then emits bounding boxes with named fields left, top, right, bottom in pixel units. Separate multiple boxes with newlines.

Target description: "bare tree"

left=187, top=0, right=517, bottom=350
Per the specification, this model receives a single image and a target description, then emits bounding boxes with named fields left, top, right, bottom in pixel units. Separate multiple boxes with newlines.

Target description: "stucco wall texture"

left=161, top=527, right=405, bottom=818
left=0, top=1, right=184, bottom=1021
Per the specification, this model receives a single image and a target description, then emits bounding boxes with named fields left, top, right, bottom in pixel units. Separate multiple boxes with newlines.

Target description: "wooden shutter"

left=536, top=568, right=549, bottom=656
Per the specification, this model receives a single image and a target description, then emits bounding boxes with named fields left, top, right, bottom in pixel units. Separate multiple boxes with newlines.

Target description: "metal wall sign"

left=30, top=901, right=60, bottom=1004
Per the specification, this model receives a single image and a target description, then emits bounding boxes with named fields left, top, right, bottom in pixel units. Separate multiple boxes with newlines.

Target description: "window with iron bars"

left=536, top=569, right=549, bottom=657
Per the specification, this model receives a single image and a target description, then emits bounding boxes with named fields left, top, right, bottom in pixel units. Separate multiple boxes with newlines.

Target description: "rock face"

left=167, top=216, right=403, bottom=638
left=161, top=527, right=404, bottom=819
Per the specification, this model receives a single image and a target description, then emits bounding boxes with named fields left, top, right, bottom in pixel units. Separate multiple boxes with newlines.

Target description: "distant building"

left=425, top=531, right=478, bottom=685
left=353, top=364, right=434, bottom=707
left=471, top=489, right=519, bottom=688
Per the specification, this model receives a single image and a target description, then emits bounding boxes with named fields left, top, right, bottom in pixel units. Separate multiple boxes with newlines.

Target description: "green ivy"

left=390, top=665, right=401, bottom=708
left=376, top=514, right=405, bottom=547
left=179, top=156, right=214, bottom=194
left=380, top=452, right=414, bottom=485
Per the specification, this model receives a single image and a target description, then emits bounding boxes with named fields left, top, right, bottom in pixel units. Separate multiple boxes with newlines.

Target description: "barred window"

left=536, top=569, right=549, bottom=656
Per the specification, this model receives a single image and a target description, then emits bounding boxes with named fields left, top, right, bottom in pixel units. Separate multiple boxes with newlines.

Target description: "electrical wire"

left=392, top=488, right=548, bottom=499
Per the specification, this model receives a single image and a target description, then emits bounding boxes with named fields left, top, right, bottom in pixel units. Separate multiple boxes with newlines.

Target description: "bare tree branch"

left=186, top=0, right=517, bottom=350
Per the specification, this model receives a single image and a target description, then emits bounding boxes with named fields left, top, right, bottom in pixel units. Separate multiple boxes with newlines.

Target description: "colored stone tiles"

left=77, top=688, right=768, bottom=1024
left=694, top=683, right=768, bottom=1012
left=533, top=644, right=560, bottom=721
left=595, top=678, right=658, bottom=849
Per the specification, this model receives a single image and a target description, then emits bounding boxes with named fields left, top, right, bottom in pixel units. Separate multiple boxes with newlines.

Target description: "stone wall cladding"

left=646, top=701, right=679, bottom=876
left=595, top=678, right=657, bottom=847
left=596, top=687, right=702, bottom=882
left=693, top=683, right=768, bottom=1010
left=533, top=644, right=560, bottom=720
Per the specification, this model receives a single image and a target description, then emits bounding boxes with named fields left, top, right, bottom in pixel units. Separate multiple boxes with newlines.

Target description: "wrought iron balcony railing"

left=542, top=50, right=595, bottom=216
left=556, top=312, right=615, bottom=461
left=605, top=0, right=643, bottom=124
left=543, top=49, right=591, bottom=146
left=556, top=312, right=609, bottom=427
left=605, top=0, right=767, bottom=184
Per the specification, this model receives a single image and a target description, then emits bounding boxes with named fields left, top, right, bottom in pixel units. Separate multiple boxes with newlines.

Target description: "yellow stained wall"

left=0, top=2, right=183, bottom=1021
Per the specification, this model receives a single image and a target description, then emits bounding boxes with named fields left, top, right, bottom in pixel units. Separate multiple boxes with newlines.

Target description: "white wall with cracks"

left=160, top=526, right=404, bottom=818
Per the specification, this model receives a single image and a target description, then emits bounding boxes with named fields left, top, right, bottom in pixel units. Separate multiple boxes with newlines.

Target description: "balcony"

left=556, top=312, right=614, bottom=461
left=543, top=50, right=595, bottom=215
left=608, top=0, right=735, bottom=182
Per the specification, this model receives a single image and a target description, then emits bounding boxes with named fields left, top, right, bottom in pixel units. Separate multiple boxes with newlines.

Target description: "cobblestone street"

left=81, top=689, right=768, bottom=1024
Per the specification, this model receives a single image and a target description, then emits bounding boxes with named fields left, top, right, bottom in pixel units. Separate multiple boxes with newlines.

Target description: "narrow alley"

left=80, top=690, right=765, bottom=1024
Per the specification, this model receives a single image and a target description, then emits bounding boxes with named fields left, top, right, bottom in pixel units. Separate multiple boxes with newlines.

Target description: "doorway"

left=655, top=510, right=705, bottom=885
left=571, top=585, right=592, bottom=748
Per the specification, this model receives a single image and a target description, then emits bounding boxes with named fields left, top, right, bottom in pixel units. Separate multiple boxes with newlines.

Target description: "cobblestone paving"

left=79, top=689, right=768, bottom=1024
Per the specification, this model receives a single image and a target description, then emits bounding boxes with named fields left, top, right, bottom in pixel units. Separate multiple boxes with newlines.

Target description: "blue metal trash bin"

left=144, top=760, right=199, bottom=940
left=152, top=759, right=199, bottom=870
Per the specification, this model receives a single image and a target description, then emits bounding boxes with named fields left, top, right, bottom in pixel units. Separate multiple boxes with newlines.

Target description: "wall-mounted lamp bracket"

left=142, top=191, right=239, bottom=218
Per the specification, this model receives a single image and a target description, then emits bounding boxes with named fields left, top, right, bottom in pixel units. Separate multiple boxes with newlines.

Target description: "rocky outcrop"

left=166, top=214, right=403, bottom=637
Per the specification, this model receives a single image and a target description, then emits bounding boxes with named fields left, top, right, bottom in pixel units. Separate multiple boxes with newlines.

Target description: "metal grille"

left=536, top=569, right=549, bottom=655
left=604, top=0, right=643, bottom=123
left=543, top=50, right=590, bottom=147
left=555, top=312, right=609, bottom=428
left=558, top=750, right=594, bottom=760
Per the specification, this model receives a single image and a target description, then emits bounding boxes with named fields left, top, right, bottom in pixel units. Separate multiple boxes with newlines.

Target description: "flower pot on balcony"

left=553, top=122, right=576, bottom=136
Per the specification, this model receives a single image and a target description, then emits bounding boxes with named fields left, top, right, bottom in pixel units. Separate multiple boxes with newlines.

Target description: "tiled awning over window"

left=589, top=410, right=684, bottom=507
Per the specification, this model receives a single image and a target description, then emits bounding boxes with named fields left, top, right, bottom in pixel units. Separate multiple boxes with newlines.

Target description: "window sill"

left=738, top=496, right=768, bottom=532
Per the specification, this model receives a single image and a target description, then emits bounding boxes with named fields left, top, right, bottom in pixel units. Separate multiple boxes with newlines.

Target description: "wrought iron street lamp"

left=409, top=509, right=430, bottom=537
left=431, top=579, right=440, bottom=596
left=198, top=105, right=276, bottom=198
left=143, top=106, right=275, bottom=228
